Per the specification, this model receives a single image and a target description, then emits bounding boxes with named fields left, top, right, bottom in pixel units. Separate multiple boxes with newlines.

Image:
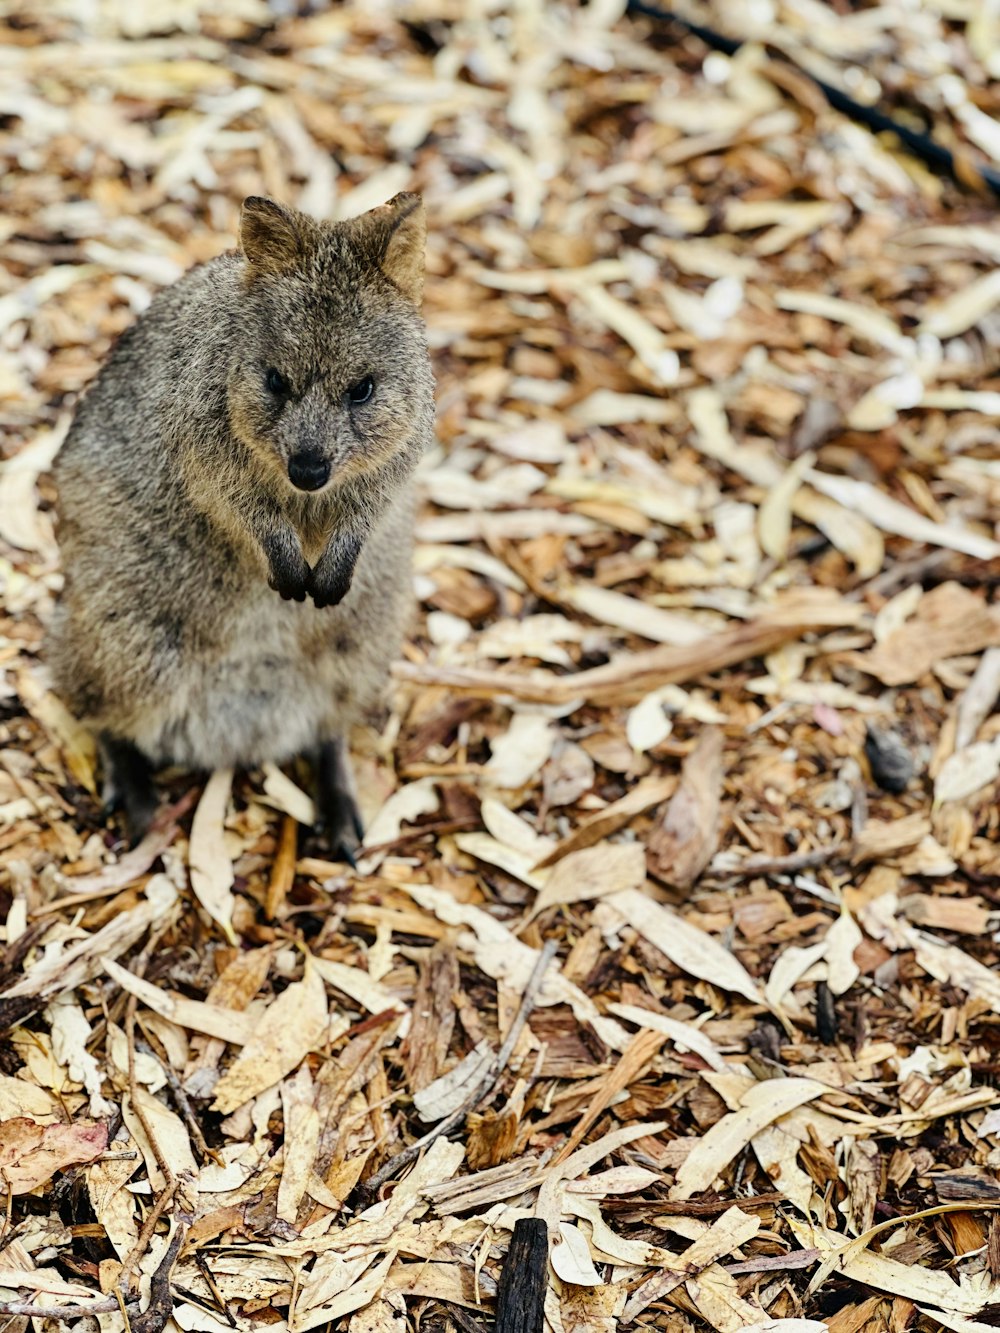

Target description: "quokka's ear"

left=345, top=193, right=427, bottom=304
left=240, top=197, right=314, bottom=274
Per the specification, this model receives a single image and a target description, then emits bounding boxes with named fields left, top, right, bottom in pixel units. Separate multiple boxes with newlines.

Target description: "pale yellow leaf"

left=757, top=451, right=815, bottom=563
left=189, top=768, right=236, bottom=944
left=277, top=1067, right=320, bottom=1224
left=551, top=1221, right=602, bottom=1286
left=485, top=712, right=556, bottom=788
left=672, top=1079, right=827, bottom=1201
left=212, top=962, right=329, bottom=1114
left=102, top=957, right=257, bottom=1045
left=527, top=841, right=646, bottom=921
left=565, top=583, right=707, bottom=645
left=261, top=763, right=315, bottom=826
left=920, top=268, right=1000, bottom=338
left=610, top=888, right=763, bottom=1005
left=825, top=910, right=862, bottom=997
left=607, top=1002, right=728, bottom=1072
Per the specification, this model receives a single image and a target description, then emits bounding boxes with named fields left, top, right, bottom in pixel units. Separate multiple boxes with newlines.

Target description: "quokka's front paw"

left=268, top=569, right=309, bottom=602
left=263, top=534, right=310, bottom=602
left=306, top=565, right=354, bottom=609
left=306, top=533, right=364, bottom=609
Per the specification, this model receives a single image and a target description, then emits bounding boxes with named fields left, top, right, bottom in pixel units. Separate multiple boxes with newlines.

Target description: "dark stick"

left=495, top=1218, right=549, bottom=1333
left=626, top=0, right=1000, bottom=199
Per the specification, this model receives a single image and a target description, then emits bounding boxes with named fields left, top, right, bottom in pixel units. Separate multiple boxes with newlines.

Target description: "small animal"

left=49, top=193, right=435, bottom=859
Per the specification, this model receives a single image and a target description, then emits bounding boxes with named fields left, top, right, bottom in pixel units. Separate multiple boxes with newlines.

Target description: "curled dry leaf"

left=646, top=726, right=725, bottom=893
left=188, top=768, right=236, bottom=944
left=0, top=1117, right=108, bottom=1194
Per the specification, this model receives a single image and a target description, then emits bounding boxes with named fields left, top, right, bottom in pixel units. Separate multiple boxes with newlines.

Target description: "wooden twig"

left=392, top=590, right=863, bottom=706
left=193, top=1250, right=237, bottom=1327
left=121, top=949, right=181, bottom=1293
left=120, top=1179, right=178, bottom=1287
left=495, top=1218, right=548, bottom=1333
left=441, top=1304, right=490, bottom=1333
left=0, top=1297, right=141, bottom=1320
left=358, top=940, right=558, bottom=1200
left=717, top=842, right=847, bottom=879
left=128, top=1223, right=186, bottom=1333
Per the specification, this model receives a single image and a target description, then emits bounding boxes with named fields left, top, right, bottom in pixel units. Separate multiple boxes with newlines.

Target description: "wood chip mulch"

left=4, top=2, right=1000, bottom=1330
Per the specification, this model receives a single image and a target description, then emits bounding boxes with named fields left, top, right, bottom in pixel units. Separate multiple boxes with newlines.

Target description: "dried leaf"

left=212, top=962, right=329, bottom=1113
left=611, top=887, right=764, bottom=1006
left=484, top=712, right=556, bottom=788
left=672, top=1078, right=828, bottom=1200
left=188, top=768, right=236, bottom=944
left=527, top=841, right=646, bottom=921
left=551, top=1221, right=603, bottom=1286
left=646, top=727, right=724, bottom=891
left=0, top=1118, right=108, bottom=1194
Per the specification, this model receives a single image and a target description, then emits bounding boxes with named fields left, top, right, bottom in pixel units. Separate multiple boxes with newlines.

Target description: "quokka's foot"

left=99, top=733, right=160, bottom=846
left=316, top=737, right=364, bottom=867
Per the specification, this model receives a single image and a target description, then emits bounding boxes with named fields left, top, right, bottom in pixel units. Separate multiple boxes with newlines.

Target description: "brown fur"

left=49, top=194, right=434, bottom=800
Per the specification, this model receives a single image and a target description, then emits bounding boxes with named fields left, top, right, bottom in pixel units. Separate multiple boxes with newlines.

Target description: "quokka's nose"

left=288, top=452, right=331, bottom=492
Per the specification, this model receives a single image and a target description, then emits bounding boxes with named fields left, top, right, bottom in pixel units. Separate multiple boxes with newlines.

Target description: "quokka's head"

left=228, top=193, right=434, bottom=494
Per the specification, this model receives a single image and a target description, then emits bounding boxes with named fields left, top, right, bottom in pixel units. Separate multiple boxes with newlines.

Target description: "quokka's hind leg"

left=99, top=733, right=160, bottom=845
left=315, top=736, right=364, bottom=868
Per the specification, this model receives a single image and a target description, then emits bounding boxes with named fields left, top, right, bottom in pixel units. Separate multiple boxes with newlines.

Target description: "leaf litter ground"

left=3, top=1, right=1000, bottom=1330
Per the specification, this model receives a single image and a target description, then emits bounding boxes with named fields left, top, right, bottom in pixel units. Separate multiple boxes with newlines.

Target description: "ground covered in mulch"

left=4, top=1, right=1000, bottom=1330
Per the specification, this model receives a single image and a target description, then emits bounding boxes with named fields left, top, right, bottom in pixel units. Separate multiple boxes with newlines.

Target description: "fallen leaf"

left=526, top=841, right=646, bottom=921
left=610, top=887, right=764, bottom=1006
left=551, top=1221, right=602, bottom=1286
left=852, top=585, right=1000, bottom=687
left=0, top=1118, right=108, bottom=1195
left=758, top=450, right=815, bottom=562
left=188, top=768, right=236, bottom=944
left=413, top=1040, right=493, bottom=1123
left=935, top=738, right=1000, bottom=805
left=484, top=711, right=556, bottom=788
left=672, top=1078, right=828, bottom=1201
left=212, top=961, right=329, bottom=1114
left=646, top=727, right=725, bottom=892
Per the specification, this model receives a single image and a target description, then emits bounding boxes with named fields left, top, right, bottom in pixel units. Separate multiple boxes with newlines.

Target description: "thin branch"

left=0, top=1297, right=140, bottom=1319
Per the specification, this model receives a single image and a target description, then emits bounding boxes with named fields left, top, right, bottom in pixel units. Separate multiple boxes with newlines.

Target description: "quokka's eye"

left=346, top=375, right=375, bottom=406
left=265, top=367, right=289, bottom=396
